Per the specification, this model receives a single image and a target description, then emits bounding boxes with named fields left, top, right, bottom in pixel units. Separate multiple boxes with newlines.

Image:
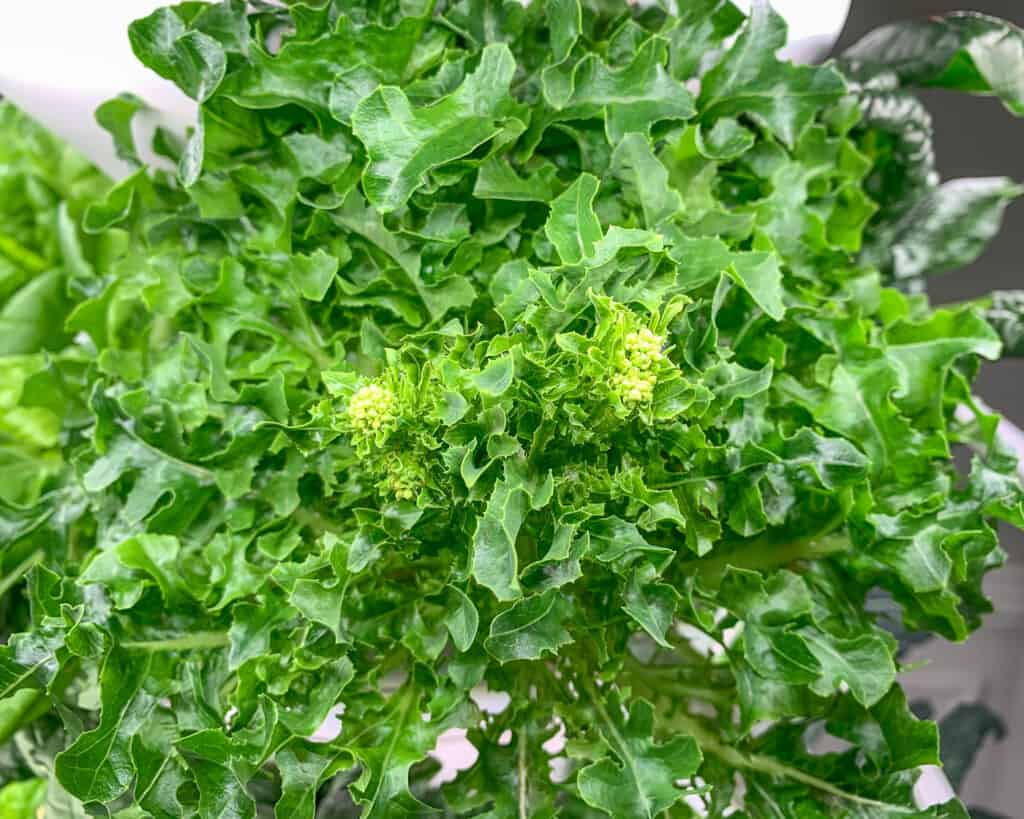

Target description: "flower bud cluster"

left=385, top=459, right=421, bottom=502
left=611, top=329, right=665, bottom=406
left=347, top=382, right=397, bottom=438
left=345, top=380, right=425, bottom=500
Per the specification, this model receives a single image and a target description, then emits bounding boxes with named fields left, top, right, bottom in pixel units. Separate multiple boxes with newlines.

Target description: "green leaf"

left=347, top=686, right=471, bottom=818
left=0, top=779, right=46, bottom=818
left=484, top=588, right=575, bottom=662
left=95, top=94, right=147, bottom=166
left=729, top=251, right=785, bottom=320
left=129, top=8, right=227, bottom=102
left=55, top=650, right=152, bottom=803
left=801, top=630, right=896, bottom=707
left=547, top=0, right=581, bottom=65
left=699, top=1, right=846, bottom=147
left=275, top=743, right=336, bottom=819
left=611, top=133, right=682, bottom=228
left=473, top=155, right=561, bottom=202
left=885, top=307, right=1001, bottom=420
left=622, top=572, right=680, bottom=648
left=0, top=269, right=71, bottom=355
left=3, top=2, right=1023, bottom=815
left=562, top=38, right=697, bottom=143
left=578, top=695, right=702, bottom=818
left=445, top=586, right=480, bottom=652
left=474, top=354, right=515, bottom=397
left=176, top=730, right=256, bottom=819
left=291, top=249, right=339, bottom=301
left=352, top=43, right=517, bottom=212
left=472, top=475, right=526, bottom=602
left=696, top=117, right=756, bottom=160
left=544, top=173, right=602, bottom=265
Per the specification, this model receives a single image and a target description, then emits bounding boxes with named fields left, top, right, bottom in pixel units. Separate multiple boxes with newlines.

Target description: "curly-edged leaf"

left=622, top=572, right=679, bottom=649
left=473, top=155, right=561, bottom=202
left=129, top=7, right=226, bottom=102
left=474, top=354, right=515, bottom=397
left=699, top=1, right=846, bottom=148
left=95, top=93, right=148, bottom=166
left=445, top=585, right=480, bottom=652
left=578, top=695, right=702, bottom=818
left=544, top=172, right=602, bottom=265
left=55, top=650, right=153, bottom=804
left=776, top=346, right=938, bottom=481
left=558, top=38, right=697, bottom=143
left=471, top=476, right=526, bottom=602
left=352, top=43, right=517, bottom=212
left=728, top=251, right=785, bottom=321
left=664, top=0, right=745, bottom=81
left=611, top=133, right=682, bottom=228
left=801, top=630, right=896, bottom=707
left=347, top=685, right=471, bottom=818
left=275, top=743, right=338, bottom=819
left=484, top=588, right=575, bottom=662
left=696, top=117, right=756, bottom=161
left=884, top=307, right=1001, bottom=420
left=176, top=729, right=256, bottom=819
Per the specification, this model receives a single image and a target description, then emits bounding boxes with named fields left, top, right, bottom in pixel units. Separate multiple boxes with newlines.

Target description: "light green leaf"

left=611, top=133, right=682, bottom=228
left=729, top=251, right=785, bottom=320
left=545, top=173, right=602, bottom=265
left=472, top=476, right=526, bottom=601
left=352, top=43, right=517, bottom=212
left=446, top=586, right=480, bottom=652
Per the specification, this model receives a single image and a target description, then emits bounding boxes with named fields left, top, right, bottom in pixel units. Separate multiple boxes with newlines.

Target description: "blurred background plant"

left=840, top=3, right=1023, bottom=817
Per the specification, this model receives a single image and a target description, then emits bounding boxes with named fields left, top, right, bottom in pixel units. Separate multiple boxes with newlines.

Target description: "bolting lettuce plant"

left=2, top=1, right=1024, bottom=816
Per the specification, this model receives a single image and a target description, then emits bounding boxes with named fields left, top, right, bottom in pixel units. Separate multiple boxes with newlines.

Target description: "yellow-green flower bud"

left=385, top=458, right=420, bottom=501
left=611, top=365, right=658, bottom=405
left=611, top=328, right=665, bottom=406
left=624, top=328, right=665, bottom=369
left=348, top=382, right=397, bottom=437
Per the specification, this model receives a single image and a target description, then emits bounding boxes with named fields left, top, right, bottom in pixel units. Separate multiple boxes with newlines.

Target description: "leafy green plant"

left=2, top=2, right=1024, bottom=817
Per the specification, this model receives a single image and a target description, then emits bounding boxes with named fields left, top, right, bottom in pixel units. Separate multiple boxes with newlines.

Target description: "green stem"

left=0, top=657, right=81, bottom=745
left=681, top=516, right=849, bottom=582
left=517, top=726, right=529, bottom=819
left=670, top=713, right=916, bottom=814
left=293, top=506, right=344, bottom=535
left=121, top=631, right=230, bottom=652
left=131, top=432, right=216, bottom=482
left=581, top=677, right=647, bottom=789
left=0, top=234, right=48, bottom=274
left=290, top=296, right=333, bottom=371
left=626, top=673, right=733, bottom=707
left=0, top=689, right=47, bottom=746
left=0, top=549, right=44, bottom=600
